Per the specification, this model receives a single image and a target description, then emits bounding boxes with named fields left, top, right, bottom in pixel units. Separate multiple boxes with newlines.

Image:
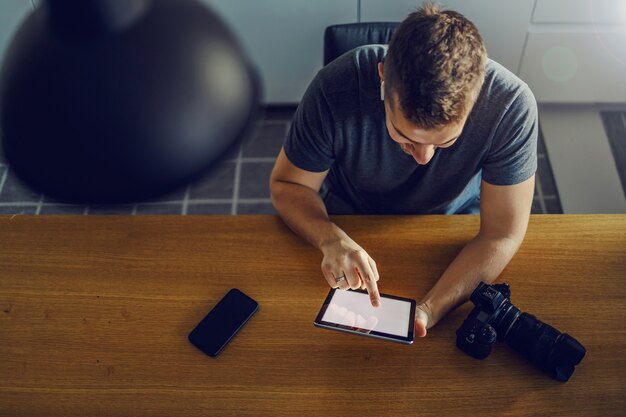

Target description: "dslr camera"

left=456, top=282, right=586, bottom=382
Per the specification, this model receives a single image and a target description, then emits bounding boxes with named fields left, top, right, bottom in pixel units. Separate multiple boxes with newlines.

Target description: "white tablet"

left=314, top=289, right=416, bottom=344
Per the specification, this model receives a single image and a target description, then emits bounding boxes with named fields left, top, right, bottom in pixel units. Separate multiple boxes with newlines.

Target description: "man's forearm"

left=420, top=232, right=524, bottom=327
left=270, top=180, right=347, bottom=250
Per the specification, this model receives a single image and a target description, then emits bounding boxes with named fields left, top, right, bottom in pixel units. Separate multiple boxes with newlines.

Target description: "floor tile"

left=136, top=203, right=183, bottom=215
left=544, top=197, right=563, bottom=214
left=242, top=124, right=287, bottom=158
left=239, top=162, right=274, bottom=199
left=186, top=203, right=232, bottom=214
left=537, top=124, right=547, bottom=155
left=237, top=202, right=276, bottom=215
left=188, top=161, right=235, bottom=200
left=538, top=157, right=558, bottom=196
left=600, top=112, right=626, bottom=198
left=0, top=205, right=37, bottom=215
left=39, top=205, right=87, bottom=215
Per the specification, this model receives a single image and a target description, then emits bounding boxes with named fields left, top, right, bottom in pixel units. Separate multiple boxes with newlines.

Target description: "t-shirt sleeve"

left=283, top=74, right=335, bottom=172
left=482, top=86, right=538, bottom=186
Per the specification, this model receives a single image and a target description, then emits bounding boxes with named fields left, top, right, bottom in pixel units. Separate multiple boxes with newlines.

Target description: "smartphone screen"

left=188, top=288, right=259, bottom=357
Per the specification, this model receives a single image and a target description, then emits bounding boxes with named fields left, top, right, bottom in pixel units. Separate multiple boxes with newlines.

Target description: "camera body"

left=456, top=282, right=586, bottom=382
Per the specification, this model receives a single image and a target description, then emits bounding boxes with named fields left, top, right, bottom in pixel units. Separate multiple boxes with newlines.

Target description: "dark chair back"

left=323, top=22, right=399, bottom=66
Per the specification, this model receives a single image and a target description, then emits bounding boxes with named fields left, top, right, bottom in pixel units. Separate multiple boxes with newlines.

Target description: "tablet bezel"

left=313, top=288, right=416, bottom=344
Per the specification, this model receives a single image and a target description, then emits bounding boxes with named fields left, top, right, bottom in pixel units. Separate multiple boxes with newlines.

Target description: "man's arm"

left=270, top=148, right=381, bottom=306
left=415, top=174, right=535, bottom=336
left=270, top=148, right=334, bottom=248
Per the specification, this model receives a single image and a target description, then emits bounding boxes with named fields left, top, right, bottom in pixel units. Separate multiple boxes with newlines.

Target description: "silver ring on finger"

left=335, top=274, right=347, bottom=284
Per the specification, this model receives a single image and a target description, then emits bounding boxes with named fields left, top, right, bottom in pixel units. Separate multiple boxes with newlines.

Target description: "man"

left=269, top=3, right=537, bottom=338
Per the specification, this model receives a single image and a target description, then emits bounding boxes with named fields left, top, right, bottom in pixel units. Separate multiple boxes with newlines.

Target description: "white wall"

left=202, top=0, right=357, bottom=104
left=520, top=0, right=626, bottom=103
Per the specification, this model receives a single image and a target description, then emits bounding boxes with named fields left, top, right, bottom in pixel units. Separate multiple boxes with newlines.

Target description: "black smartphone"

left=188, top=288, right=259, bottom=357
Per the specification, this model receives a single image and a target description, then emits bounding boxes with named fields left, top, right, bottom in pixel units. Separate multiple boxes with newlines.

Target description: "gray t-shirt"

left=284, top=45, right=538, bottom=214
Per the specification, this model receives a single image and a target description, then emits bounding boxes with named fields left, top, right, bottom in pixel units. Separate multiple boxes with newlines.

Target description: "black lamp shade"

left=0, top=0, right=260, bottom=203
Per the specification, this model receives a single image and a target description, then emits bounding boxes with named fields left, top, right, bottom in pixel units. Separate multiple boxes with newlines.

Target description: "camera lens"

left=542, top=334, right=587, bottom=381
left=504, top=313, right=586, bottom=381
left=491, top=302, right=520, bottom=341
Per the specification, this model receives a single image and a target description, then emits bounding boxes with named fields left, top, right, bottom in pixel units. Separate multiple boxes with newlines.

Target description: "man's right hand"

left=320, top=237, right=381, bottom=307
left=269, top=149, right=381, bottom=307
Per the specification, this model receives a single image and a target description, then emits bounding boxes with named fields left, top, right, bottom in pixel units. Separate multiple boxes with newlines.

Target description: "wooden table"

left=1, top=215, right=625, bottom=416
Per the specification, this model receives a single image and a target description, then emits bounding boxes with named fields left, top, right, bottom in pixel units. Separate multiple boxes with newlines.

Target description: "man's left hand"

left=415, top=303, right=432, bottom=338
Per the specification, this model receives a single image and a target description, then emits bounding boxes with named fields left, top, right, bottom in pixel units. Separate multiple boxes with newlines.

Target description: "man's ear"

left=378, top=62, right=385, bottom=101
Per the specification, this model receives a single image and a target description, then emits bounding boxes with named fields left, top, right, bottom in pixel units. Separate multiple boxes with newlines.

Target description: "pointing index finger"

left=367, top=279, right=381, bottom=308
left=356, top=261, right=380, bottom=308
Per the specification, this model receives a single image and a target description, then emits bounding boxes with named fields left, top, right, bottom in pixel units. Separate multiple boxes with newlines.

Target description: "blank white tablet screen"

left=321, top=290, right=412, bottom=337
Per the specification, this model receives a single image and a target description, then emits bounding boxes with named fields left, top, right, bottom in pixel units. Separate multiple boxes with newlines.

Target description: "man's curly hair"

left=384, top=2, right=487, bottom=129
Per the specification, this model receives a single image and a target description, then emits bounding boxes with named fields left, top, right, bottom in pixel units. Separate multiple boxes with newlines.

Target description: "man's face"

left=383, top=93, right=467, bottom=165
